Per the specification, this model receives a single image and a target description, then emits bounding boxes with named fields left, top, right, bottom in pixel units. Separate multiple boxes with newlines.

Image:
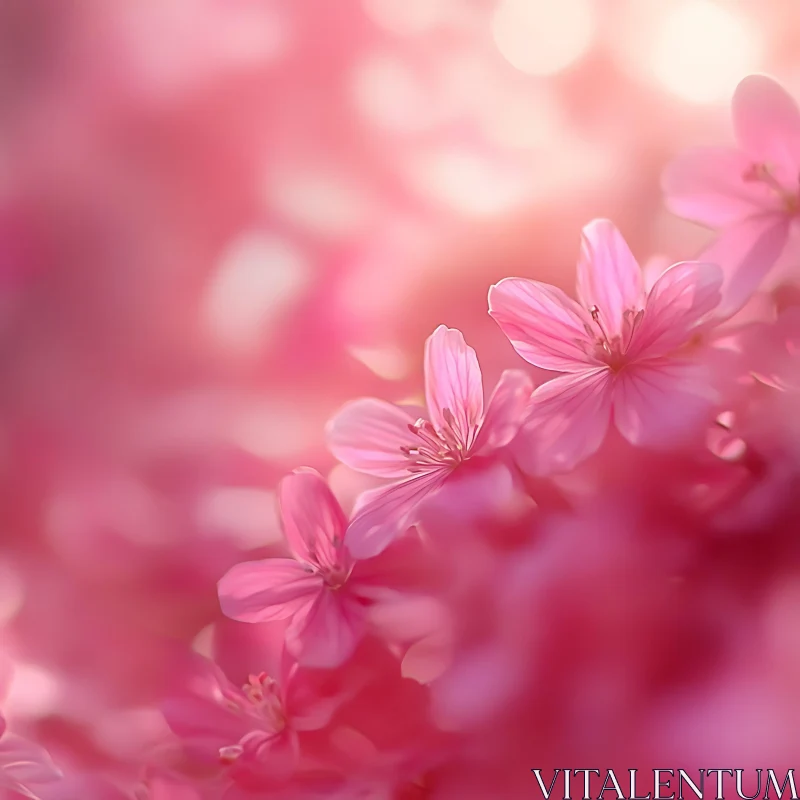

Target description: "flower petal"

left=286, top=591, right=366, bottom=669
left=472, top=369, right=533, bottom=455
left=512, top=368, right=613, bottom=475
left=576, top=219, right=644, bottom=338
left=278, top=468, right=347, bottom=568
left=613, top=358, right=717, bottom=447
left=488, top=278, right=597, bottom=372
left=661, top=146, right=779, bottom=226
left=218, top=559, right=321, bottom=623
left=345, top=469, right=450, bottom=559
left=630, top=261, right=723, bottom=358
left=732, top=74, right=800, bottom=179
left=325, top=398, right=420, bottom=478
left=700, top=215, right=791, bottom=320
left=423, top=326, right=484, bottom=449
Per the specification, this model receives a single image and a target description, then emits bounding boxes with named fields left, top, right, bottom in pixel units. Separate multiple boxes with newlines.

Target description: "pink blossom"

left=162, top=653, right=339, bottom=793
left=326, top=325, right=532, bottom=558
left=217, top=468, right=368, bottom=668
left=662, top=74, right=800, bottom=316
left=218, top=468, right=427, bottom=668
left=489, top=219, right=724, bottom=474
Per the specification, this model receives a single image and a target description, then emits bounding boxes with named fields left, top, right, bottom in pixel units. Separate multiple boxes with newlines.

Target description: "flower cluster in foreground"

left=8, top=74, right=800, bottom=800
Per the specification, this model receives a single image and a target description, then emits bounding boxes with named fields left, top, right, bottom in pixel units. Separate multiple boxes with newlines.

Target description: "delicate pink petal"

left=285, top=591, right=366, bottom=668
left=613, top=358, right=718, bottom=447
left=512, top=368, right=613, bottom=475
left=576, top=219, right=643, bottom=337
left=732, top=74, right=800, bottom=179
left=488, top=278, right=597, bottom=372
left=630, top=261, right=723, bottom=358
left=218, top=559, right=321, bottom=623
left=662, top=146, right=780, bottom=226
left=278, top=468, right=347, bottom=567
left=423, top=326, right=484, bottom=448
left=345, top=469, right=450, bottom=559
left=700, top=215, right=791, bottom=320
left=472, top=369, right=533, bottom=455
left=325, top=398, right=420, bottom=478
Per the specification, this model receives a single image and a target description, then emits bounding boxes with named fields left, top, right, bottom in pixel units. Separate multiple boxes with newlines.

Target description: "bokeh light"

left=651, top=0, right=762, bottom=104
left=492, top=0, right=595, bottom=76
left=1, top=1, right=800, bottom=797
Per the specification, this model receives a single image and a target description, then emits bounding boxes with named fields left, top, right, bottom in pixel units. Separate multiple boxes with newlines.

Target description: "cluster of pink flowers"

left=5, top=64, right=800, bottom=799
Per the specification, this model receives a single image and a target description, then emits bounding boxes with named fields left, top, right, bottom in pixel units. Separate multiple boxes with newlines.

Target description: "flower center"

left=243, top=673, right=286, bottom=731
left=319, top=563, right=350, bottom=590
left=584, top=305, right=642, bottom=371
left=303, top=538, right=351, bottom=589
left=743, top=162, right=800, bottom=215
left=399, top=412, right=471, bottom=473
left=218, top=673, right=287, bottom=766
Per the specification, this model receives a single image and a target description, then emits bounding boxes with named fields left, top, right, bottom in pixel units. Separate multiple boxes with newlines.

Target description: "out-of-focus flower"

left=489, top=219, right=724, bottom=473
left=663, top=74, right=800, bottom=315
left=326, top=326, right=532, bottom=557
left=162, top=653, right=338, bottom=793
left=0, top=714, right=62, bottom=800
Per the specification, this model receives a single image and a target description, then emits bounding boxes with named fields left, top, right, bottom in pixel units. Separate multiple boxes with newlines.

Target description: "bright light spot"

left=351, top=53, right=440, bottom=133
left=266, top=169, right=372, bottom=239
left=5, top=663, right=61, bottom=718
left=480, top=85, right=565, bottom=149
left=196, top=488, right=281, bottom=548
left=204, top=233, right=311, bottom=353
left=362, top=0, right=447, bottom=35
left=492, top=0, right=595, bottom=77
left=230, top=399, right=321, bottom=460
left=348, top=345, right=410, bottom=380
left=191, top=624, right=216, bottom=658
left=406, top=147, right=531, bottom=216
left=651, top=0, right=761, bottom=104
left=215, top=6, right=289, bottom=65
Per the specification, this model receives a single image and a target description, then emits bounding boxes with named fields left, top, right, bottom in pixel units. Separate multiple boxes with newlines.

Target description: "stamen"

left=589, top=305, right=611, bottom=343
left=400, top=413, right=475, bottom=471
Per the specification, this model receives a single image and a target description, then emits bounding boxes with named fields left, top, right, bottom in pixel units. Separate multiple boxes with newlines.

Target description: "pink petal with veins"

left=424, top=326, right=484, bottom=450
left=576, top=218, right=643, bottom=338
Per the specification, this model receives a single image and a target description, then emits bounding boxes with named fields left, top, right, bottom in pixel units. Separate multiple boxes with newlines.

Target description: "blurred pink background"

left=2, top=0, right=800, bottom=795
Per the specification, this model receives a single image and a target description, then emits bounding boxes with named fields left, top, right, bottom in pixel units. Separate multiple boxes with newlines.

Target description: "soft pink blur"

left=2, top=1, right=800, bottom=798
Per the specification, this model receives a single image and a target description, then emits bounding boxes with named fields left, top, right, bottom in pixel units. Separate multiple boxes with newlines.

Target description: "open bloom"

left=218, top=468, right=373, bottom=668
left=218, top=469, right=426, bottom=668
left=162, top=654, right=339, bottom=792
left=488, top=219, right=724, bottom=474
left=326, top=325, right=532, bottom=558
left=662, top=74, right=800, bottom=316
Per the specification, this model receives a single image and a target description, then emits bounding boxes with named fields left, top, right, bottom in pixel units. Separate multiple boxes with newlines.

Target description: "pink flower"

left=488, top=219, right=724, bottom=474
left=662, top=74, right=800, bottom=317
left=0, top=715, right=63, bottom=800
left=326, top=325, right=532, bottom=558
left=218, top=468, right=375, bottom=668
left=219, top=469, right=428, bottom=669
left=162, top=654, right=339, bottom=792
